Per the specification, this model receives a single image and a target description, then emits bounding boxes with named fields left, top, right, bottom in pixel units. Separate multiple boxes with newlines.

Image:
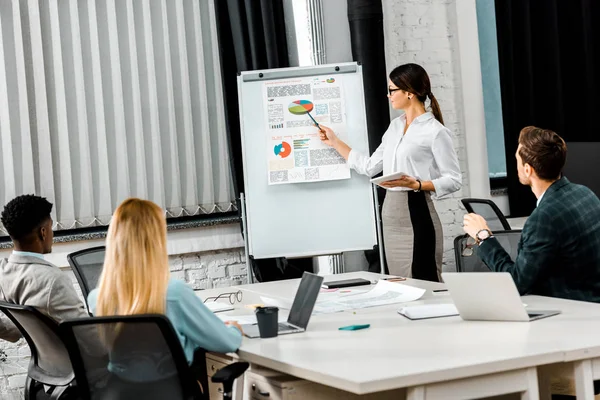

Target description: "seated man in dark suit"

left=463, top=126, right=600, bottom=303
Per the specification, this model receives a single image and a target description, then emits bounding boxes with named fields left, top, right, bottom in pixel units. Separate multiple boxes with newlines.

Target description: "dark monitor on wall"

left=563, top=142, right=600, bottom=197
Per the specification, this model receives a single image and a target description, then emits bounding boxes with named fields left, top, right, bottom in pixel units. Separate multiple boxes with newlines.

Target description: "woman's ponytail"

left=428, top=93, right=444, bottom=125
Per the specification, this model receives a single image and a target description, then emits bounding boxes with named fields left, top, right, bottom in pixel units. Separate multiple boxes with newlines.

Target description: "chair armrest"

left=211, top=362, right=249, bottom=384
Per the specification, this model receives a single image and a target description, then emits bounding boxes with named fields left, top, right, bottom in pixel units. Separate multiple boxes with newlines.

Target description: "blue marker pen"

left=338, top=324, right=371, bottom=331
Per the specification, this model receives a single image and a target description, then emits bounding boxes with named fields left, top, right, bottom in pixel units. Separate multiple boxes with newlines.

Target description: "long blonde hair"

left=96, top=198, right=170, bottom=316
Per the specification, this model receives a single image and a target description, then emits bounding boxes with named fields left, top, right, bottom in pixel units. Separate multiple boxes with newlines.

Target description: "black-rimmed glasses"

left=462, top=236, right=477, bottom=257
left=203, top=290, right=243, bottom=305
left=388, top=87, right=402, bottom=96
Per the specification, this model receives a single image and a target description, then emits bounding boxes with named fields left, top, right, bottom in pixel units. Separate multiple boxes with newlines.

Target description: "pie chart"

left=274, top=141, right=292, bottom=158
left=288, top=100, right=314, bottom=115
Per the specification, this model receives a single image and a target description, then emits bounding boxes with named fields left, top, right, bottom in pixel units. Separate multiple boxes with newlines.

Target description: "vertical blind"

left=0, top=0, right=236, bottom=235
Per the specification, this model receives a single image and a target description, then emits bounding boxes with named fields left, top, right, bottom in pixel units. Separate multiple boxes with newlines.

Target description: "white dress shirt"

left=347, top=112, right=462, bottom=198
left=536, top=190, right=546, bottom=207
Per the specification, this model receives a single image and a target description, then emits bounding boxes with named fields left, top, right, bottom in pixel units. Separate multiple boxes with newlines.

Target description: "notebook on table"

left=398, top=304, right=459, bottom=320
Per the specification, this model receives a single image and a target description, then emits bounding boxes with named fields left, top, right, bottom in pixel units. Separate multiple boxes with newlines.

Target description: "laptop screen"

left=287, top=272, right=324, bottom=328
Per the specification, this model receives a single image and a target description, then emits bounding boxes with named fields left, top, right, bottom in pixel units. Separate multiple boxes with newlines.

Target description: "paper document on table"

left=216, top=314, right=288, bottom=325
left=216, top=314, right=260, bottom=325
left=260, top=282, right=424, bottom=314
left=204, top=302, right=234, bottom=313
left=316, top=281, right=426, bottom=313
left=317, top=288, right=369, bottom=301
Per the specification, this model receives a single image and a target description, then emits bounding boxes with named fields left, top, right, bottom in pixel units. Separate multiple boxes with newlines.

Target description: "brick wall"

left=0, top=247, right=246, bottom=398
left=383, top=0, right=470, bottom=270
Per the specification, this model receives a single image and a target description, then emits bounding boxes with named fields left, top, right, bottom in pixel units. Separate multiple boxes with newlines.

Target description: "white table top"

left=198, top=272, right=600, bottom=394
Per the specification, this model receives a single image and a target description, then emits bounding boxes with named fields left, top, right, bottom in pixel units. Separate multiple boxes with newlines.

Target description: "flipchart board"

left=237, top=62, right=378, bottom=259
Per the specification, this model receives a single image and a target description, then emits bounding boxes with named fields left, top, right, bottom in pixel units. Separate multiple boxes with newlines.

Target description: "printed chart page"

left=263, top=74, right=351, bottom=185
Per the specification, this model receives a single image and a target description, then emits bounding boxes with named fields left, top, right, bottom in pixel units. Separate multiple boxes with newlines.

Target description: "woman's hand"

left=225, top=320, right=244, bottom=335
left=319, top=124, right=338, bottom=147
left=379, top=175, right=420, bottom=190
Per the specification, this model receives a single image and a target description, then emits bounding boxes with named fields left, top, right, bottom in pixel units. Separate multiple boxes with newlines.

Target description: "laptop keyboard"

left=279, top=323, right=297, bottom=330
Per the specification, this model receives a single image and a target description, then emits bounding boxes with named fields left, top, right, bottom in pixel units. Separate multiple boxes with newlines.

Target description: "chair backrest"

left=67, top=246, right=105, bottom=301
left=60, top=315, right=203, bottom=400
left=454, top=230, right=522, bottom=272
left=0, top=302, right=74, bottom=386
left=461, top=198, right=511, bottom=231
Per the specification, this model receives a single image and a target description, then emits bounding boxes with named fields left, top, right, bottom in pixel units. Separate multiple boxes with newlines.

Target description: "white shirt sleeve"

left=346, top=129, right=388, bottom=177
left=430, top=128, right=462, bottom=198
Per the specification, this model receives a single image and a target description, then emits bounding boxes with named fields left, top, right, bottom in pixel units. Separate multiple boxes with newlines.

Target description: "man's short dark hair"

left=1, top=195, right=53, bottom=241
left=518, top=126, right=567, bottom=181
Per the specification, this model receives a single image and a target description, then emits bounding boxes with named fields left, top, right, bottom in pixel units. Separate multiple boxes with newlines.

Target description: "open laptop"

left=243, top=272, right=324, bottom=338
left=441, top=272, right=560, bottom=322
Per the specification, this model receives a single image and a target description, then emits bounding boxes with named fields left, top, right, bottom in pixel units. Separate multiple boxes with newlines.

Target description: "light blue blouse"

left=87, top=279, right=242, bottom=364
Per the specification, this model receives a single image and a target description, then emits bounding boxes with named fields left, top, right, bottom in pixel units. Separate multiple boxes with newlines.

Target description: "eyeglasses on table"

left=203, top=290, right=243, bottom=305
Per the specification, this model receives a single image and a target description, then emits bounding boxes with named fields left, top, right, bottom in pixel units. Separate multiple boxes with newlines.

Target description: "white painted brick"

left=412, top=24, right=449, bottom=39
left=169, top=255, right=183, bottom=271
left=186, top=277, right=211, bottom=290
left=228, top=264, right=247, bottom=278
left=425, top=63, right=442, bottom=75
left=421, top=37, right=451, bottom=51
left=439, top=210, right=455, bottom=225
left=418, top=15, right=435, bottom=27
left=186, top=268, right=207, bottom=283
left=200, top=251, right=241, bottom=269
left=182, top=254, right=202, bottom=270
left=207, top=265, right=227, bottom=279
left=170, top=270, right=186, bottom=281
left=403, top=39, right=422, bottom=51
left=17, top=346, right=29, bottom=357
left=7, top=374, right=26, bottom=389
left=412, top=4, right=433, bottom=17
left=401, top=14, right=421, bottom=26
left=212, top=278, right=244, bottom=289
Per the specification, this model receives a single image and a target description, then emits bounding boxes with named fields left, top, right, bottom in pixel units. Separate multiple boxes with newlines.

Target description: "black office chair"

left=0, top=302, right=75, bottom=400
left=461, top=198, right=512, bottom=231
left=60, top=315, right=248, bottom=400
left=454, top=230, right=522, bottom=272
left=66, top=246, right=105, bottom=303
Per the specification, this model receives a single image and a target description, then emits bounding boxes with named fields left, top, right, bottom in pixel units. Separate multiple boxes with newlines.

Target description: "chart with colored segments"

left=273, top=142, right=292, bottom=158
left=288, top=100, right=314, bottom=115
left=263, top=74, right=350, bottom=185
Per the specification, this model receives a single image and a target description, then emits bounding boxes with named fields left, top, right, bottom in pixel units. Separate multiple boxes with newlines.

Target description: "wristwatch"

left=413, top=179, right=422, bottom=192
left=476, top=229, right=493, bottom=244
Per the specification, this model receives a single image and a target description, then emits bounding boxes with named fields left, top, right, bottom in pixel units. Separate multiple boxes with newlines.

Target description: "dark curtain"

left=215, top=0, right=314, bottom=282
left=215, top=0, right=289, bottom=196
left=348, top=0, right=389, bottom=273
left=494, top=0, right=600, bottom=217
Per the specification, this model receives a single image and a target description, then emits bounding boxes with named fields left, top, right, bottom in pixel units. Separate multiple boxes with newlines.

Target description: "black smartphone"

left=321, top=278, right=372, bottom=289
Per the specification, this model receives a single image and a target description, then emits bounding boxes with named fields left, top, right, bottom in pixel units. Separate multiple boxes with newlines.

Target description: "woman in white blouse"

left=320, top=63, right=461, bottom=281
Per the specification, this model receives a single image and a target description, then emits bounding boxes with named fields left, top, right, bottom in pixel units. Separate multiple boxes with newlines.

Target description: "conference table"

left=198, top=272, right=600, bottom=399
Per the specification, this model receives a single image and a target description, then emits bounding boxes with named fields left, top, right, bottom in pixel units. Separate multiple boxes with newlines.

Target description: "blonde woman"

left=87, top=198, right=243, bottom=373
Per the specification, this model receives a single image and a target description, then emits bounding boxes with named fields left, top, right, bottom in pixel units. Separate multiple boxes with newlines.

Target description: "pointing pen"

left=306, top=112, right=324, bottom=132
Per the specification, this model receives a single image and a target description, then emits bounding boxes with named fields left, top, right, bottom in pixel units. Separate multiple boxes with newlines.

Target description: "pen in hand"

left=307, top=112, right=324, bottom=133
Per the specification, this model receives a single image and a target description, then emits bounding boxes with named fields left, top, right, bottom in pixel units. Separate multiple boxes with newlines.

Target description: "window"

left=0, top=0, right=235, bottom=236
left=475, top=0, right=507, bottom=183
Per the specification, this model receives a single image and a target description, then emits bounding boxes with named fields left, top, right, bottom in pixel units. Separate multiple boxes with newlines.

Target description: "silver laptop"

left=441, top=272, right=560, bottom=322
left=244, top=272, right=324, bottom=338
